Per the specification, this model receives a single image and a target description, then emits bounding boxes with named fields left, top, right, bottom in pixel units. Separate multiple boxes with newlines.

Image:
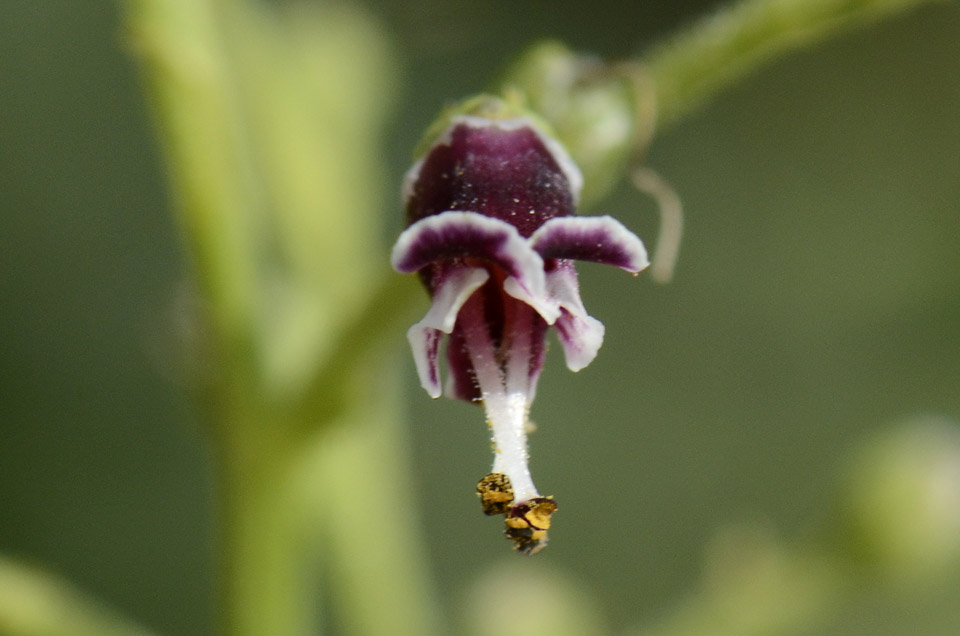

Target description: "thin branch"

left=643, top=0, right=947, bottom=128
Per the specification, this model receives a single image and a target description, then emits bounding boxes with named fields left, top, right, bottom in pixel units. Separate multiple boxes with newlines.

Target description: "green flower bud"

left=838, top=419, right=960, bottom=577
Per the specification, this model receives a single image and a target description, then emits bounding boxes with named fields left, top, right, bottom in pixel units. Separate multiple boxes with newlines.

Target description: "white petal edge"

left=546, top=267, right=605, bottom=372
left=407, top=326, right=443, bottom=399
left=503, top=276, right=561, bottom=325
left=391, top=211, right=560, bottom=324
left=556, top=311, right=605, bottom=372
left=530, top=216, right=650, bottom=273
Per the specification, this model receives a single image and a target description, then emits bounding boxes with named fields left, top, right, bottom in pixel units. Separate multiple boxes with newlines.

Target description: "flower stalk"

left=642, top=0, right=948, bottom=129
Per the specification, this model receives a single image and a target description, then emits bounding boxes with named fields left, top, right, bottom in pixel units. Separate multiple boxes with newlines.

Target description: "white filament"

left=485, top=391, right=539, bottom=504
left=463, top=305, right=540, bottom=504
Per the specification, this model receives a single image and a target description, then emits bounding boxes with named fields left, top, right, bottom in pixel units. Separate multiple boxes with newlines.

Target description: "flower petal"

left=555, top=311, right=605, bottom=373
left=391, top=211, right=560, bottom=323
left=502, top=276, right=560, bottom=325
left=407, top=326, right=444, bottom=398
left=530, top=216, right=650, bottom=273
left=392, top=211, right=533, bottom=274
left=407, top=267, right=489, bottom=398
left=546, top=265, right=605, bottom=372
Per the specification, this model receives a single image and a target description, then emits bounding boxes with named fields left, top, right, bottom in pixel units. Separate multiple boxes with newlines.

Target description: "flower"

left=391, top=99, right=649, bottom=553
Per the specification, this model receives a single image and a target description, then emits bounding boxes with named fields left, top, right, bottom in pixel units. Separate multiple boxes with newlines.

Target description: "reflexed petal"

left=392, top=211, right=537, bottom=275
left=555, top=311, right=605, bottom=373
left=407, top=267, right=489, bottom=398
left=546, top=265, right=605, bottom=372
left=530, top=216, right=650, bottom=273
left=418, top=266, right=489, bottom=334
left=407, top=326, right=444, bottom=398
left=502, top=276, right=560, bottom=325
left=391, top=211, right=560, bottom=324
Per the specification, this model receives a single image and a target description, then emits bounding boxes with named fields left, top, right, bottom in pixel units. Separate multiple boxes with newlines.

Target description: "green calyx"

left=411, top=94, right=556, bottom=159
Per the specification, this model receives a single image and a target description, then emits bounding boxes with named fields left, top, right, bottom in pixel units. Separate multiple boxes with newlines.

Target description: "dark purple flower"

left=391, top=113, right=648, bottom=552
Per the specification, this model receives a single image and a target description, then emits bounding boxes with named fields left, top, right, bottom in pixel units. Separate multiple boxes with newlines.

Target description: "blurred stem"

left=291, top=272, right=422, bottom=425
left=216, top=415, right=306, bottom=636
left=213, top=372, right=443, bottom=636
left=0, top=556, right=157, bottom=636
left=125, top=0, right=263, bottom=370
left=643, top=0, right=946, bottom=129
left=125, top=0, right=441, bottom=635
left=305, top=371, right=444, bottom=636
left=126, top=2, right=280, bottom=632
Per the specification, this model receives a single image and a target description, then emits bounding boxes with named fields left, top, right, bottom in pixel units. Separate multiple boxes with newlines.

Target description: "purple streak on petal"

left=530, top=216, right=650, bottom=273
left=546, top=264, right=605, bottom=372
left=405, top=120, right=576, bottom=237
left=525, top=313, right=549, bottom=402
left=445, top=280, right=505, bottom=402
left=444, top=324, right=481, bottom=402
left=503, top=295, right=535, bottom=398
left=407, top=326, right=444, bottom=398
left=406, top=267, right=489, bottom=398
left=440, top=277, right=553, bottom=405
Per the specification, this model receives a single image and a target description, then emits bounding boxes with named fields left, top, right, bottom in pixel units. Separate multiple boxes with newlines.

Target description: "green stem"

left=217, top=436, right=309, bottom=636
left=643, top=0, right=946, bottom=128
left=124, top=0, right=264, bottom=359
left=213, top=368, right=443, bottom=636
left=125, top=0, right=440, bottom=633
left=303, top=372, right=444, bottom=636
left=290, top=272, right=422, bottom=426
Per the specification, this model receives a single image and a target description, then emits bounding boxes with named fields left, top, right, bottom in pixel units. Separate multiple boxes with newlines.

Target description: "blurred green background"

left=1, top=1, right=959, bottom=635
